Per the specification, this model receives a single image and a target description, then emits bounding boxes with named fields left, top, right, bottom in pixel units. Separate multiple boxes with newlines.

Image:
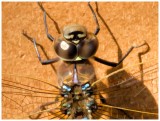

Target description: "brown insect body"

left=60, top=83, right=97, bottom=119
left=58, top=61, right=98, bottom=119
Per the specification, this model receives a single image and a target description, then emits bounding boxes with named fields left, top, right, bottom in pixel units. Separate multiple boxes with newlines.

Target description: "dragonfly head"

left=54, top=24, right=98, bottom=61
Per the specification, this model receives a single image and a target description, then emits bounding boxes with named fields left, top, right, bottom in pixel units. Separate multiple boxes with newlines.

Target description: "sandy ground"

left=2, top=2, right=158, bottom=119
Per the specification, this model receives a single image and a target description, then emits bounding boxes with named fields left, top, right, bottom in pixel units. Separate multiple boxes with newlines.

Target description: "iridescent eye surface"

left=77, top=33, right=98, bottom=59
left=54, top=38, right=77, bottom=60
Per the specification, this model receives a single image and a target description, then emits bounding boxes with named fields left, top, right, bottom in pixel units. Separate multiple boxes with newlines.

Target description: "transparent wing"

left=2, top=59, right=158, bottom=119
left=93, top=59, right=158, bottom=119
left=2, top=73, right=64, bottom=119
left=2, top=60, right=96, bottom=119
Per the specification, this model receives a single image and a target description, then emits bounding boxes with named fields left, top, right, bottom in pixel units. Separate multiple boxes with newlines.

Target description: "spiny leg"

left=22, top=31, right=60, bottom=65
left=88, top=2, right=100, bottom=35
left=93, top=42, right=147, bottom=67
left=37, top=2, right=54, bottom=42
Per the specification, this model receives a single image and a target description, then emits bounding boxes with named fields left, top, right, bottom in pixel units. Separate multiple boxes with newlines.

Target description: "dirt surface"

left=2, top=2, right=158, bottom=119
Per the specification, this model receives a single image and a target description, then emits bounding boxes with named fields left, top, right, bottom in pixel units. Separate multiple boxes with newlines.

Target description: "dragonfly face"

left=60, top=82, right=97, bottom=119
left=54, top=24, right=99, bottom=61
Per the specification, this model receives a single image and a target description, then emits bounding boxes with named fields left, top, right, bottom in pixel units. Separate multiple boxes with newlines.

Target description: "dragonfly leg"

left=93, top=42, right=146, bottom=67
left=22, top=31, right=60, bottom=65
left=88, top=2, right=100, bottom=35
left=37, top=2, right=54, bottom=42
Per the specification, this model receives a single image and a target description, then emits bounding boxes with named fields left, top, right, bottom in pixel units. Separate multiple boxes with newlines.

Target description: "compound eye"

left=54, top=39, right=77, bottom=60
left=78, top=33, right=98, bottom=59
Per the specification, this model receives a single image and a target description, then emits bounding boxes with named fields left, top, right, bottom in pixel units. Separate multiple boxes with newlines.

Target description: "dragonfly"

left=2, top=58, right=158, bottom=119
left=2, top=2, right=158, bottom=119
